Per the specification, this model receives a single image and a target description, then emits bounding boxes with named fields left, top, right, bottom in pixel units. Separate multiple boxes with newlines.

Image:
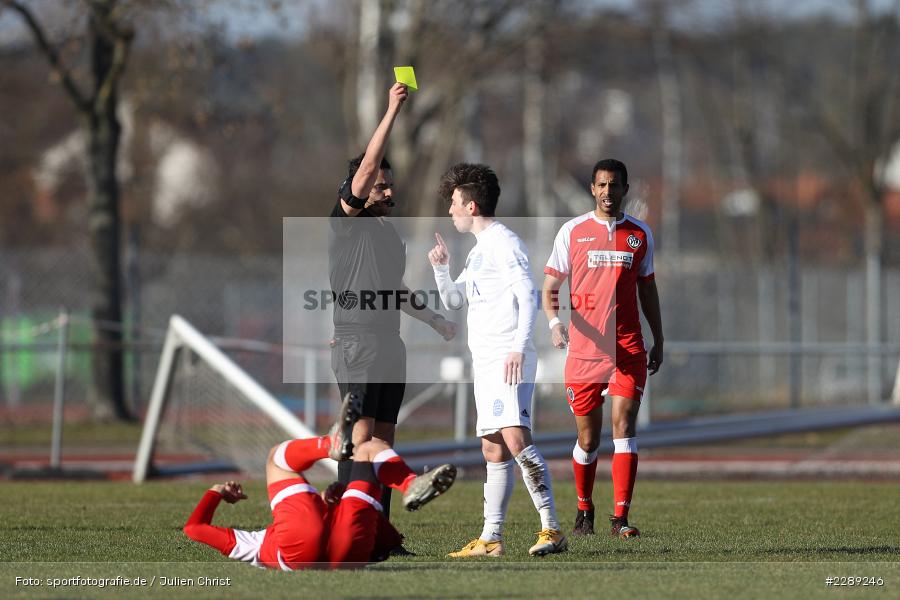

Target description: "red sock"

left=373, top=449, right=416, bottom=492
left=275, top=436, right=330, bottom=473
left=572, top=458, right=598, bottom=511
left=611, top=450, right=638, bottom=518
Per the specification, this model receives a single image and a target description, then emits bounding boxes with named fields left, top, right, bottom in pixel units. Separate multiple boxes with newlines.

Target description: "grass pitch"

left=2, top=479, right=898, bottom=599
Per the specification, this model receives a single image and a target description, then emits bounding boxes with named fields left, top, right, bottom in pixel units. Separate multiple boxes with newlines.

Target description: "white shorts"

left=472, top=353, right=536, bottom=437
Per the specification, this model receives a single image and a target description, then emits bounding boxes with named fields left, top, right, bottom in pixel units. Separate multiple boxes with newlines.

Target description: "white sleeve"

left=638, top=228, right=655, bottom=278
left=433, top=264, right=466, bottom=311
left=545, top=225, right=570, bottom=278
left=500, top=241, right=536, bottom=353
left=509, top=278, right=536, bottom=353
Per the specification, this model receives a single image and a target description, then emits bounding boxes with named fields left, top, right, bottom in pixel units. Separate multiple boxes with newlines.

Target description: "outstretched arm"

left=182, top=481, right=247, bottom=556
left=637, top=278, right=664, bottom=374
left=340, top=83, right=408, bottom=216
left=400, top=283, right=457, bottom=341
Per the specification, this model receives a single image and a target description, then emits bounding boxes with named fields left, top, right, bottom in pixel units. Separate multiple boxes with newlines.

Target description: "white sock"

left=481, top=459, right=514, bottom=542
left=572, top=442, right=599, bottom=465
left=613, top=437, right=638, bottom=454
left=515, top=445, right=560, bottom=531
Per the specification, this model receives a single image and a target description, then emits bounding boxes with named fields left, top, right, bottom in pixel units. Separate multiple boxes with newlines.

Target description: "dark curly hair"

left=438, top=163, right=500, bottom=216
left=591, top=158, right=628, bottom=186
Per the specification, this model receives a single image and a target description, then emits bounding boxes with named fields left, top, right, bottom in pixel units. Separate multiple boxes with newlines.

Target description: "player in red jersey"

left=183, top=393, right=456, bottom=569
left=541, top=159, right=664, bottom=539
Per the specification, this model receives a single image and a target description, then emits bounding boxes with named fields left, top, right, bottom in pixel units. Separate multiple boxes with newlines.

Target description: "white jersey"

left=433, top=221, right=537, bottom=361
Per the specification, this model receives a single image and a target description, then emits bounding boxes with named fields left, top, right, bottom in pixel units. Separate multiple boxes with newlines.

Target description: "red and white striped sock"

left=272, top=436, right=330, bottom=473
left=372, top=449, right=416, bottom=493
left=572, top=443, right=599, bottom=511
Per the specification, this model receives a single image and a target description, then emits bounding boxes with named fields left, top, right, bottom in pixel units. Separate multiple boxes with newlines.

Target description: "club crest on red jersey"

left=626, top=234, right=642, bottom=249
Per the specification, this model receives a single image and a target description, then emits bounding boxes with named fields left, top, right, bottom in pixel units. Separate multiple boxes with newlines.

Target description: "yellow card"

left=394, top=66, right=418, bottom=91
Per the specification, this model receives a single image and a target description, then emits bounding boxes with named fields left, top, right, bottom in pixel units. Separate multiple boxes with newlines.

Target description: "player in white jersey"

left=428, top=163, right=566, bottom=557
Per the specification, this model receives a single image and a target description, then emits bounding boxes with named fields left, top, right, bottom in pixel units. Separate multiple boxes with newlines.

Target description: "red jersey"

left=544, top=212, right=654, bottom=360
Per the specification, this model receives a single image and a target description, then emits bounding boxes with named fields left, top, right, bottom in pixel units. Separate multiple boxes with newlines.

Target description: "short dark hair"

left=591, top=158, right=628, bottom=186
left=438, top=163, right=500, bottom=217
left=347, top=153, right=392, bottom=180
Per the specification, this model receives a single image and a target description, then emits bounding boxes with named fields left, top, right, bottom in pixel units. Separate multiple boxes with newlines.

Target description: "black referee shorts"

left=331, top=331, right=406, bottom=425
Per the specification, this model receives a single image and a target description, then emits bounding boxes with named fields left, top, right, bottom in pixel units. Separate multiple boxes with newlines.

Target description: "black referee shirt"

left=329, top=199, right=406, bottom=333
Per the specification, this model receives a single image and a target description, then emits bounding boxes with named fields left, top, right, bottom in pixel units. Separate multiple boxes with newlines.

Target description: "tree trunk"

left=356, top=0, right=382, bottom=149
left=523, top=25, right=546, bottom=219
left=652, top=10, right=682, bottom=254
left=86, top=14, right=129, bottom=420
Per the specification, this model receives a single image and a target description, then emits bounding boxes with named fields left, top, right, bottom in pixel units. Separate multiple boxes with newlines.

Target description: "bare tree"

left=522, top=0, right=553, bottom=220
left=797, top=0, right=900, bottom=403
left=4, top=0, right=134, bottom=419
left=347, top=0, right=530, bottom=218
left=643, top=0, right=685, bottom=254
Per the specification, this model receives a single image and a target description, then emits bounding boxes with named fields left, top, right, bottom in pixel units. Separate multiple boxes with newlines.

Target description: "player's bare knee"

left=577, top=433, right=600, bottom=454
left=266, top=444, right=280, bottom=466
left=352, top=419, right=375, bottom=446
left=484, top=445, right=513, bottom=463
left=505, top=435, right=528, bottom=456
left=353, top=439, right=385, bottom=462
left=611, top=414, right=637, bottom=438
left=482, top=447, right=501, bottom=462
left=506, top=441, right=526, bottom=456
left=502, top=426, right=531, bottom=456
left=353, top=440, right=373, bottom=460
left=612, top=423, right=635, bottom=439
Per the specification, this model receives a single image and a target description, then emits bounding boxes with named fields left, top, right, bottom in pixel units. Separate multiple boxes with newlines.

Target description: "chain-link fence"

left=2, top=242, right=899, bottom=445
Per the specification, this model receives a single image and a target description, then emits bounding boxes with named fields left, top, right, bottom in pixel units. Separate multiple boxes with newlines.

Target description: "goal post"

left=133, top=315, right=334, bottom=482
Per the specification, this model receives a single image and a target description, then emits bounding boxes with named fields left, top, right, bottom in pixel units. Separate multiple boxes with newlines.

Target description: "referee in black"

left=330, top=82, right=457, bottom=523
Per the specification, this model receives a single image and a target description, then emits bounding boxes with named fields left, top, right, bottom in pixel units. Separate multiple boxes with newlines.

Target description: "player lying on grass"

left=183, top=393, right=457, bottom=569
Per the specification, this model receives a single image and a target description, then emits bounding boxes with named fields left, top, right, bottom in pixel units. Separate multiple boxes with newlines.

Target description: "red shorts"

left=564, top=354, right=647, bottom=416
left=265, top=478, right=403, bottom=570
left=325, top=480, right=386, bottom=568
left=267, top=477, right=327, bottom=568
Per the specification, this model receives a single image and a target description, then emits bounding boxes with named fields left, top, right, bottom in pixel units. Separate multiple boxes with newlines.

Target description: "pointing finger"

left=435, top=232, right=447, bottom=249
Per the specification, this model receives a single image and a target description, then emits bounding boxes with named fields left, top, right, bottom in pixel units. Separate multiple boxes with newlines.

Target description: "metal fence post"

left=454, top=381, right=467, bottom=442
left=866, top=251, right=882, bottom=404
left=50, top=308, right=69, bottom=470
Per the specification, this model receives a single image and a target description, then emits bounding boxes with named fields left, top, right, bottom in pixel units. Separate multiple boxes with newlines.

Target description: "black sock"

left=382, top=486, right=392, bottom=520
left=338, top=459, right=352, bottom=486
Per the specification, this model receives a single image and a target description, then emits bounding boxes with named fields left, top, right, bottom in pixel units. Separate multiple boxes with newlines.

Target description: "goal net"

left=133, top=315, right=333, bottom=482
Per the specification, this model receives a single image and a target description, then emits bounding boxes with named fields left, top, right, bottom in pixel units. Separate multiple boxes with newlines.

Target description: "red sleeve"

left=183, top=490, right=237, bottom=556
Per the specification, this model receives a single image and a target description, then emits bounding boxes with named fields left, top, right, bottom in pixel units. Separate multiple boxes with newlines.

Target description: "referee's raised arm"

left=340, top=83, right=408, bottom=216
